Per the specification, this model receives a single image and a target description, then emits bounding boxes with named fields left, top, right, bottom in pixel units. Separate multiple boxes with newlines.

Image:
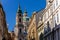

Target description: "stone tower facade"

left=14, top=4, right=29, bottom=40
left=14, top=5, right=25, bottom=40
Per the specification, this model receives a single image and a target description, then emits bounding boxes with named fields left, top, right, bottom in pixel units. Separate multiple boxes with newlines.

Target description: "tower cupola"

left=23, top=8, right=27, bottom=16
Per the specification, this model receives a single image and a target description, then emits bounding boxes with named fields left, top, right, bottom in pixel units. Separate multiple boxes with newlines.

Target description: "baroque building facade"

left=42, top=0, right=60, bottom=40
left=37, top=10, right=45, bottom=40
left=27, top=12, right=38, bottom=40
left=36, top=0, right=60, bottom=40
left=1, top=0, right=60, bottom=40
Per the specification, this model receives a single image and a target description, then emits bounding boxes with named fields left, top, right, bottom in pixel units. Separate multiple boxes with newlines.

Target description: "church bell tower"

left=14, top=4, right=24, bottom=40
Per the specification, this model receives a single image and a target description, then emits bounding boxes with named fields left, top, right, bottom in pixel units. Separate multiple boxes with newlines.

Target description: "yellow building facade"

left=27, top=12, right=38, bottom=40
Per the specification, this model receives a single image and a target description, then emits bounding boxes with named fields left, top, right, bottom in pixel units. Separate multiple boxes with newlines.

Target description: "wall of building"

left=0, top=4, right=9, bottom=40
left=27, top=12, right=38, bottom=40
left=42, top=0, right=60, bottom=40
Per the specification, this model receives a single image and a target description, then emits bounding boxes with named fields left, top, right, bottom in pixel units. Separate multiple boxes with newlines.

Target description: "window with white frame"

left=43, top=16, right=44, bottom=22
left=53, top=1, right=55, bottom=11
left=44, top=23, right=47, bottom=34
left=57, top=13, right=59, bottom=22
left=45, top=13, right=46, bottom=20
left=49, top=19, right=52, bottom=28
left=53, top=15, right=55, bottom=27
left=51, top=5, right=53, bottom=13
left=48, top=10, right=49, bottom=17
left=49, top=8, right=51, bottom=16
left=43, top=14, right=46, bottom=21
left=46, top=12, right=48, bottom=19
left=56, top=0, right=58, bottom=6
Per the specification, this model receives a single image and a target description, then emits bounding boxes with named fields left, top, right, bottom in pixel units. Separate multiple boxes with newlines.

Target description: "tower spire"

left=18, top=4, right=21, bottom=10
left=17, top=4, right=22, bottom=13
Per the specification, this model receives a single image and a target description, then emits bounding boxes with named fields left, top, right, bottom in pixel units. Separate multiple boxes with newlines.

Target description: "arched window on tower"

left=19, top=18, right=21, bottom=22
left=19, top=38, right=22, bottom=40
left=19, top=14, right=21, bottom=16
left=19, top=28, right=22, bottom=33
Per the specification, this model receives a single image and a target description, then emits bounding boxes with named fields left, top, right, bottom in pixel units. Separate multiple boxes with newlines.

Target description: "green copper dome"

left=23, top=17, right=29, bottom=21
left=23, top=9, right=29, bottom=22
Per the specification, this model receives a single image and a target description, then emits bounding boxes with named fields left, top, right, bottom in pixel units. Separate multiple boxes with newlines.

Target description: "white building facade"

left=43, top=0, right=60, bottom=40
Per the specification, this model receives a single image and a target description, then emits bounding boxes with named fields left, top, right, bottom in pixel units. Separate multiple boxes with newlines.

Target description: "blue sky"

left=1, top=0, right=46, bottom=31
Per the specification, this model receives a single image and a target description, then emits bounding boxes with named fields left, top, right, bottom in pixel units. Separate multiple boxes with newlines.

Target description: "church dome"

left=23, top=16, right=29, bottom=22
left=23, top=9, right=29, bottom=22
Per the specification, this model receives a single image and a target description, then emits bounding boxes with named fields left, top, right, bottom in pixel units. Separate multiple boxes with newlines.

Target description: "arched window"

left=47, top=21, right=51, bottom=31
left=19, top=28, right=22, bottom=33
left=39, top=33, right=43, bottom=40
left=19, top=18, right=21, bottom=22
left=19, top=14, right=21, bottom=16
